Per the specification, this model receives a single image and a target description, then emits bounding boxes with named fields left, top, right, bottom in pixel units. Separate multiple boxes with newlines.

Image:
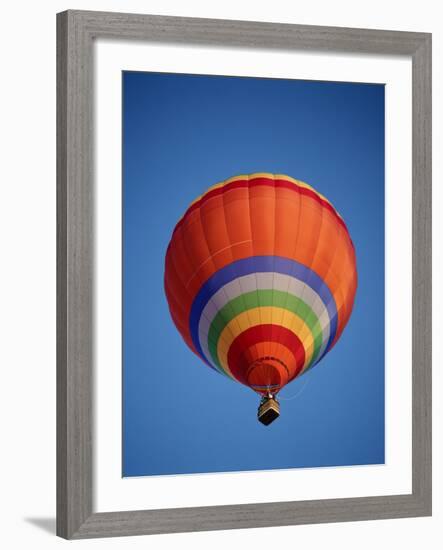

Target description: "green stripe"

left=207, top=289, right=325, bottom=376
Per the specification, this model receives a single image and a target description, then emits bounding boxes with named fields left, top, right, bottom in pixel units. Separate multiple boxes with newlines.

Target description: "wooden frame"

left=57, top=9, right=432, bottom=539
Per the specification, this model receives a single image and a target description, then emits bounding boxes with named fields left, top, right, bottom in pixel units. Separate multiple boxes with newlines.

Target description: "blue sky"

left=123, top=71, right=385, bottom=477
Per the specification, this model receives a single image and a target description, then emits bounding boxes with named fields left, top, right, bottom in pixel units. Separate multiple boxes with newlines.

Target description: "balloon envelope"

left=164, top=173, right=357, bottom=396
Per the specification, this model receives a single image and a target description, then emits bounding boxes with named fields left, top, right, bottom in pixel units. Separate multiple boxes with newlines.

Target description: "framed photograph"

left=57, top=10, right=432, bottom=539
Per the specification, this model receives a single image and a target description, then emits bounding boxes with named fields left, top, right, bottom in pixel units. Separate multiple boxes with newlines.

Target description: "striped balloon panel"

left=164, top=173, right=357, bottom=393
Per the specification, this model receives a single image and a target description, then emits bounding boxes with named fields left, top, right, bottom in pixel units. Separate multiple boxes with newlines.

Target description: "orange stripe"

left=165, top=174, right=356, bottom=344
left=245, top=341, right=299, bottom=380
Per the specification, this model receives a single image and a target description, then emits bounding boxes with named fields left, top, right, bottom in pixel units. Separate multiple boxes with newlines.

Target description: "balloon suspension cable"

left=278, top=377, right=311, bottom=401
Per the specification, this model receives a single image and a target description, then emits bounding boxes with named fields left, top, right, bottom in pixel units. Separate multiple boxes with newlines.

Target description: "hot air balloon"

left=164, top=173, right=357, bottom=425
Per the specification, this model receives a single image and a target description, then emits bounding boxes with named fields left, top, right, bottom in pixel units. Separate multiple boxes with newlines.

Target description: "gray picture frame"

left=57, top=9, right=432, bottom=539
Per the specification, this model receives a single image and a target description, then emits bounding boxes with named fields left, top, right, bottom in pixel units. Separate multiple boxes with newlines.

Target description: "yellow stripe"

left=216, top=306, right=314, bottom=377
left=177, top=173, right=343, bottom=226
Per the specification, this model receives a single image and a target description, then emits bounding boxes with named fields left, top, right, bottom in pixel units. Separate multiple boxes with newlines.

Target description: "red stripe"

left=172, top=176, right=351, bottom=241
left=227, top=324, right=305, bottom=387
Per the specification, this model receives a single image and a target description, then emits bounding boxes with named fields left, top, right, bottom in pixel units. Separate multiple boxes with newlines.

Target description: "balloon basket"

left=258, top=396, right=280, bottom=426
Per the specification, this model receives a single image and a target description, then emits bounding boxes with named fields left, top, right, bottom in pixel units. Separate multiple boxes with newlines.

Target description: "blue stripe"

left=189, top=255, right=338, bottom=366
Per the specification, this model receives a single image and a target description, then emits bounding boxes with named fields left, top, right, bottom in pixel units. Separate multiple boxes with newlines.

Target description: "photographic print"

left=122, top=71, right=385, bottom=478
